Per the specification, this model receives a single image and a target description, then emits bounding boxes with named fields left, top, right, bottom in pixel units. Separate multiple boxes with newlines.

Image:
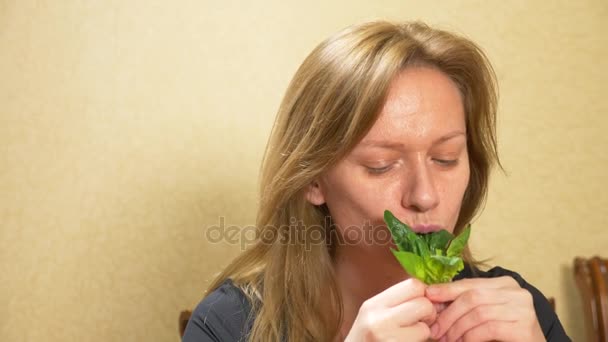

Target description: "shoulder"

left=182, top=279, right=254, bottom=342
left=455, top=264, right=571, bottom=341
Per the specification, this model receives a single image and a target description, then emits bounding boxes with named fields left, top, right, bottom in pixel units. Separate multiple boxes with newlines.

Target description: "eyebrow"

left=360, top=130, right=466, bottom=150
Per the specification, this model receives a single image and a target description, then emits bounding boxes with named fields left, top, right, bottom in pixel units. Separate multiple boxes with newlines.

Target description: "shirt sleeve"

left=483, top=266, right=571, bottom=342
left=182, top=280, right=253, bottom=342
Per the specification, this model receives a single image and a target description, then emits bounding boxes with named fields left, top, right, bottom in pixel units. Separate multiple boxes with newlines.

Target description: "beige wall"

left=1, top=1, right=606, bottom=340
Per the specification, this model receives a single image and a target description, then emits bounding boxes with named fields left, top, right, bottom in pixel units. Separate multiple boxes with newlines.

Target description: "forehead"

left=362, top=66, right=465, bottom=145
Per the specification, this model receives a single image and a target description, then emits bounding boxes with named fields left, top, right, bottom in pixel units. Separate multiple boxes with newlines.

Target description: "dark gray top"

left=182, top=265, right=571, bottom=341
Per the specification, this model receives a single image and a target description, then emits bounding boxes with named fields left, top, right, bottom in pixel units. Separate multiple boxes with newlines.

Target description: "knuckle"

left=361, top=314, right=377, bottom=329
left=501, top=275, right=518, bottom=287
left=359, top=297, right=379, bottom=315
left=359, top=312, right=383, bottom=336
left=408, top=278, right=426, bottom=295
left=520, top=289, right=533, bottom=304
left=471, top=306, right=487, bottom=322
left=359, top=299, right=374, bottom=313
left=357, top=306, right=381, bottom=337
left=465, top=288, right=484, bottom=305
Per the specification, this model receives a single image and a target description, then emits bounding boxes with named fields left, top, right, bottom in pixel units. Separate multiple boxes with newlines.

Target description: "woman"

left=183, top=21, right=570, bottom=341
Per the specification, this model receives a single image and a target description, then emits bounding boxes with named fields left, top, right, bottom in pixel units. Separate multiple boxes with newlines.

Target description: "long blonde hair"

left=204, top=20, right=500, bottom=341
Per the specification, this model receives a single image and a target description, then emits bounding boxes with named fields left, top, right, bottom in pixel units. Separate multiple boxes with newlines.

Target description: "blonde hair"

left=204, top=20, right=500, bottom=341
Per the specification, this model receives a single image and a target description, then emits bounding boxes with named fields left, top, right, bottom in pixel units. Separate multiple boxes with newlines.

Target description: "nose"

left=401, top=157, right=439, bottom=212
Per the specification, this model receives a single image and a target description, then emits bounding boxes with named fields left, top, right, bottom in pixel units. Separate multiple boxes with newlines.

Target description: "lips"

left=386, top=211, right=444, bottom=233
left=411, top=224, right=443, bottom=234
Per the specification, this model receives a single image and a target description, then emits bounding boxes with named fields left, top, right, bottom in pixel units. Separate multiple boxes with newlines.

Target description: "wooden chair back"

left=574, top=256, right=608, bottom=342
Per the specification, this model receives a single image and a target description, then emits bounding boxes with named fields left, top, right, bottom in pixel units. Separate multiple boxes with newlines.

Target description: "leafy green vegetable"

left=384, top=209, right=471, bottom=284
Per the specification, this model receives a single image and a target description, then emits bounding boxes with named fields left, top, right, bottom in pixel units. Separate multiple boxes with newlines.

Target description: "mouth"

left=411, top=224, right=443, bottom=234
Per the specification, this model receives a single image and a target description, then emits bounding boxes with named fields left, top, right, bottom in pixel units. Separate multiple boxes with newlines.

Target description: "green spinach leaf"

left=384, top=209, right=471, bottom=284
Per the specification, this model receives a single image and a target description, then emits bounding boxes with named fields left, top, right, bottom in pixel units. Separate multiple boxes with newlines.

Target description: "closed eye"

left=366, top=165, right=392, bottom=174
left=433, top=159, right=458, bottom=166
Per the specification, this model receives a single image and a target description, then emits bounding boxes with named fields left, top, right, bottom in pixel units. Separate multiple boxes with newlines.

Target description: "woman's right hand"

left=344, top=278, right=436, bottom=341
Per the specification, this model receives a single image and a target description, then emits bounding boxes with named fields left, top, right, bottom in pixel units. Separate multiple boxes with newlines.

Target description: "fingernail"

left=430, top=323, right=439, bottom=338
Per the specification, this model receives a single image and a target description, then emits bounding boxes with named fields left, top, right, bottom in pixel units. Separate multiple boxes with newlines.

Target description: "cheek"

left=444, top=169, right=469, bottom=199
left=439, top=153, right=470, bottom=192
left=321, top=170, right=387, bottom=227
left=438, top=165, right=470, bottom=226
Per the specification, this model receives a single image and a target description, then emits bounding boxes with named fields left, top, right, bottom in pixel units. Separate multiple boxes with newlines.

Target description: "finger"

left=385, top=296, right=436, bottom=327
left=444, top=304, right=518, bottom=342
left=369, top=277, right=426, bottom=308
left=426, top=276, right=518, bottom=302
left=433, top=302, right=448, bottom=313
left=421, top=315, right=436, bottom=327
left=423, top=302, right=445, bottom=326
left=410, top=322, right=432, bottom=342
left=431, top=287, right=516, bottom=339
left=425, top=302, right=448, bottom=326
left=461, top=321, right=517, bottom=342
left=392, top=322, right=432, bottom=342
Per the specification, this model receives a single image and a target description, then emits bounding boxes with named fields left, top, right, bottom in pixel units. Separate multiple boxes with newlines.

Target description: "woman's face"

left=306, top=66, right=470, bottom=249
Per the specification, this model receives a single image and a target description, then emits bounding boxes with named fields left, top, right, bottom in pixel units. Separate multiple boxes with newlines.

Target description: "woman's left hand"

left=424, top=276, right=545, bottom=342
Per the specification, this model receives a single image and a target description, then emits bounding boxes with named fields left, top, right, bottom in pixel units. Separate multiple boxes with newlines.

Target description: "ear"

left=304, top=180, right=326, bottom=206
